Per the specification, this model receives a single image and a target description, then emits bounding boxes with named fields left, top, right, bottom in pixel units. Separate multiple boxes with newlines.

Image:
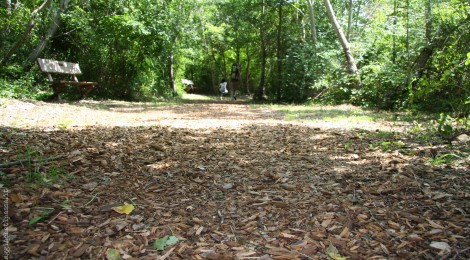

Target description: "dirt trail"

left=1, top=97, right=399, bottom=131
left=0, top=98, right=468, bottom=259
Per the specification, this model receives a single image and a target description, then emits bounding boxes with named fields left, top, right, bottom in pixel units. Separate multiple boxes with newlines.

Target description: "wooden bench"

left=181, top=79, right=196, bottom=93
left=37, top=58, right=97, bottom=100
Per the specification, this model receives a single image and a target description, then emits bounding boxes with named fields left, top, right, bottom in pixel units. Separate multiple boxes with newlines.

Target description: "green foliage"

left=435, top=113, right=469, bottom=142
left=377, top=141, right=405, bottom=152
left=429, top=153, right=462, bottom=166
left=25, top=164, right=66, bottom=186
left=153, top=235, right=179, bottom=251
left=15, top=147, right=68, bottom=186
left=0, top=0, right=468, bottom=110
left=57, top=119, right=74, bottom=130
left=437, top=113, right=455, bottom=139
left=0, top=66, right=48, bottom=99
left=29, top=208, right=54, bottom=225
left=0, top=171, right=11, bottom=187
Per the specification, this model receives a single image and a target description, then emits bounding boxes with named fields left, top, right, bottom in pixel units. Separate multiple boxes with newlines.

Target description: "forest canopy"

left=0, top=0, right=469, bottom=113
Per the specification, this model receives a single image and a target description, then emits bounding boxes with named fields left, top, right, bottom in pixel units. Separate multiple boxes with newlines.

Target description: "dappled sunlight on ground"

left=1, top=98, right=405, bottom=132
left=0, top=98, right=468, bottom=259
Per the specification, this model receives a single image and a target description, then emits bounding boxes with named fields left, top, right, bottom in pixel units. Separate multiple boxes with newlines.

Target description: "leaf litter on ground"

left=0, top=98, right=468, bottom=259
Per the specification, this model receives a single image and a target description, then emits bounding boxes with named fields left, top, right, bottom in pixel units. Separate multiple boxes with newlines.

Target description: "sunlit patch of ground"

left=1, top=98, right=407, bottom=132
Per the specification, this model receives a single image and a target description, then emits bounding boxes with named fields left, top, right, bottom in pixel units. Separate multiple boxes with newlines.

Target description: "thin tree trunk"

left=406, top=0, right=410, bottom=69
left=27, top=0, right=70, bottom=64
left=323, top=0, right=358, bottom=75
left=1, top=0, right=12, bottom=39
left=254, top=0, right=267, bottom=100
left=167, top=3, right=191, bottom=95
left=169, top=53, right=175, bottom=95
left=201, top=20, right=217, bottom=92
left=403, top=0, right=412, bottom=92
left=5, top=0, right=11, bottom=15
left=276, top=0, right=283, bottom=101
left=306, top=0, right=318, bottom=44
left=392, top=0, right=397, bottom=63
left=0, top=0, right=51, bottom=67
left=245, top=46, right=251, bottom=94
left=413, top=0, right=433, bottom=81
left=425, top=0, right=432, bottom=44
left=347, top=0, right=353, bottom=41
left=354, top=0, right=362, bottom=29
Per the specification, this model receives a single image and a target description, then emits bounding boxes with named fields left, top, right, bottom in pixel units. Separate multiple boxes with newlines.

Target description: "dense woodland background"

left=0, top=0, right=469, bottom=113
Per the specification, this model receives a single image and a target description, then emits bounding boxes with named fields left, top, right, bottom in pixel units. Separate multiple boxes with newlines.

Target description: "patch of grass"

left=344, top=140, right=354, bottom=151
left=17, top=147, right=41, bottom=165
left=29, top=208, right=54, bottom=225
left=371, top=130, right=397, bottom=139
left=60, top=200, right=73, bottom=211
left=370, top=140, right=406, bottom=152
left=16, top=147, right=68, bottom=186
left=57, top=119, right=74, bottom=130
left=429, top=153, right=462, bottom=166
left=0, top=171, right=11, bottom=187
left=262, top=104, right=392, bottom=125
left=26, top=166, right=67, bottom=186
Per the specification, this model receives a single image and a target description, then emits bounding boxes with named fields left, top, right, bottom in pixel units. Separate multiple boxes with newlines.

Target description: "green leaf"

left=166, top=236, right=179, bottom=246
left=106, top=248, right=121, bottom=260
left=153, top=235, right=179, bottom=250
left=29, top=216, right=44, bottom=225
left=153, top=235, right=169, bottom=250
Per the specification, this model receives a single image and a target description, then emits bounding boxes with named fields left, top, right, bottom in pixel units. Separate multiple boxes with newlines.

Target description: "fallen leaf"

left=280, top=232, right=298, bottom=239
left=10, top=193, right=25, bottom=203
left=153, top=235, right=179, bottom=251
left=430, top=241, right=451, bottom=253
left=325, top=243, right=346, bottom=260
left=223, top=183, right=234, bottom=189
left=339, top=227, right=350, bottom=238
left=28, top=216, right=44, bottom=226
left=427, top=219, right=445, bottom=229
left=26, top=244, right=40, bottom=256
left=112, top=203, right=135, bottom=215
left=83, top=182, right=98, bottom=191
left=106, top=248, right=121, bottom=260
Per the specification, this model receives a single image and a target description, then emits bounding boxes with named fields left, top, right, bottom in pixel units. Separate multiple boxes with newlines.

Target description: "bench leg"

left=77, top=85, right=94, bottom=99
left=51, top=83, right=66, bottom=101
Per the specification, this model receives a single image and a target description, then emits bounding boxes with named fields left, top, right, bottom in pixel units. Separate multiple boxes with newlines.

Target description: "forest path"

left=1, top=94, right=401, bottom=131
left=0, top=97, right=468, bottom=259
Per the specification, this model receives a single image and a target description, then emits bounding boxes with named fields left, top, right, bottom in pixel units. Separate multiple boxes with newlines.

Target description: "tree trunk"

left=347, top=0, right=353, bottom=41
left=0, top=0, right=51, bottom=67
left=208, top=43, right=220, bottom=90
left=169, top=53, right=176, bottom=95
left=245, top=46, right=251, bottom=94
left=306, top=0, right=318, bottom=44
left=254, top=0, right=267, bottom=101
left=392, top=0, right=397, bottom=63
left=354, top=0, right=362, bottom=29
left=276, top=0, right=283, bottom=101
left=413, top=0, right=433, bottom=81
left=323, top=0, right=358, bottom=75
left=425, top=0, right=432, bottom=44
left=5, top=0, right=11, bottom=15
left=396, top=0, right=434, bottom=103
left=26, top=0, right=70, bottom=64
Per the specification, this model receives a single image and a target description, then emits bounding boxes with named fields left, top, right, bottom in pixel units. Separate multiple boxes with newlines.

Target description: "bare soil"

left=0, top=97, right=468, bottom=259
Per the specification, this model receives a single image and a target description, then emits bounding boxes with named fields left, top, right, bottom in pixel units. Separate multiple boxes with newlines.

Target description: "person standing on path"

left=219, top=78, right=228, bottom=100
left=230, top=63, right=240, bottom=100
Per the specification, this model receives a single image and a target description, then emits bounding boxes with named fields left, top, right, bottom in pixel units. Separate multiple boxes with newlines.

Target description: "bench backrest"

left=38, top=58, right=83, bottom=82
